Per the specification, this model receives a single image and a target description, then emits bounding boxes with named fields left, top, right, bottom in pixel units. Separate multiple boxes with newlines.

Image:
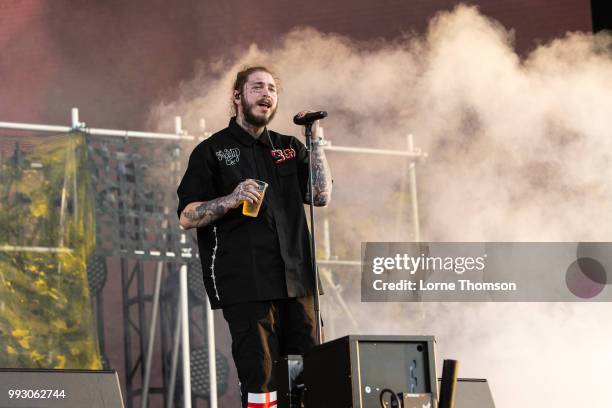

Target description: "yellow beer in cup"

left=242, top=180, right=268, bottom=217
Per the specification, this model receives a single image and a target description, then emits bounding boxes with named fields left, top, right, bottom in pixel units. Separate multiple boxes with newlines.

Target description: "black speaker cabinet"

left=303, top=335, right=437, bottom=408
left=0, top=369, right=124, bottom=407
left=437, top=378, right=495, bottom=408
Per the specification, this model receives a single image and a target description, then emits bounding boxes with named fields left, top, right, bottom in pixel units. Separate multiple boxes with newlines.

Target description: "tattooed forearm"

left=306, top=145, right=333, bottom=206
left=179, top=180, right=261, bottom=229
left=180, top=196, right=234, bottom=229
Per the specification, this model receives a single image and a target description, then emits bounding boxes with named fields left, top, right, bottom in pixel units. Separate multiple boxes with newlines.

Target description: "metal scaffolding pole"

left=0, top=108, right=194, bottom=141
left=165, top=304, right=182, bottom=408
left=323, top=142, right=425, bottom=158
left=206, top=297, right=218, bottom=408
left=140, top=262, right=164, bottom=408
left=407, top=134, right=421, bottom=242
left=179, top=264, right=192, bottom=407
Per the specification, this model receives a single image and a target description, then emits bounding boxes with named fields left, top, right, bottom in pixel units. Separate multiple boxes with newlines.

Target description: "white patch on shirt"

left=210, top=226, right=220, bottom=301
left=216, top=148, right=240, bottom=166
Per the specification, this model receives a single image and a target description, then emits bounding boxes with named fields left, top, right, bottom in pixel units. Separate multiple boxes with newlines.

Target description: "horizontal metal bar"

left=0, top=121, right=72, bottom=133
left=0, top=121, right=194, bottom=141
left=0, top=122, right=427, bottom=158
left=86, top=127, right=194, bottom=140
left=0, top=245, right=74, bottom=253
left=324, top=144, right=426, bottom=158
left=1, top=121, right=427, bottom=155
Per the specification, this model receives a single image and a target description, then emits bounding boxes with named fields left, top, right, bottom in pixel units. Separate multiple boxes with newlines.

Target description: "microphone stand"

left=304, top=122, right=323, bottom=345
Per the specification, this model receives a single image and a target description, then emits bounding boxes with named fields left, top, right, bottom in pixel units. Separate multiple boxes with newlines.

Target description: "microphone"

left=293, top=111, right=328, bottom=125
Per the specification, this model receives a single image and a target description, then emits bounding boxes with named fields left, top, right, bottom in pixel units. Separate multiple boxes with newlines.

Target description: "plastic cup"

left=242, top=180, right=268, bottom=217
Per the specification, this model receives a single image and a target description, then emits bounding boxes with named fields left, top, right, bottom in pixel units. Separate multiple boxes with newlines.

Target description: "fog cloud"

left=151, top=5, right=612, bottom=407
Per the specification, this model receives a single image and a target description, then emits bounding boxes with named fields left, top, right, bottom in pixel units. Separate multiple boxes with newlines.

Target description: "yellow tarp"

left=0, top=132, right=101, bottom=369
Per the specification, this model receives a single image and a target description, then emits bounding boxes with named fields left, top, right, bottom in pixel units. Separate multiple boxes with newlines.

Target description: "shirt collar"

left=228, top=117, right=273, bottom=148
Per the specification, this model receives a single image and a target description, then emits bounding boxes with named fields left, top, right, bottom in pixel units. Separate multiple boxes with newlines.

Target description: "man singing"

left=176, top=66, right=332, bottom=407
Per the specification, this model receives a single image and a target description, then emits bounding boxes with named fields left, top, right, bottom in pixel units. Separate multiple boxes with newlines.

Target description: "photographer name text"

left=372, top=279, right=517, bottom=292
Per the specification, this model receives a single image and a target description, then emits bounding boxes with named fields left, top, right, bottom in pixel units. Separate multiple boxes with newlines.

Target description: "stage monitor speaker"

left=303, top=335, right=437, bottom=408
left=0, top=369, right=124, bottom=408
left=437, top=378, right=495, bottom=408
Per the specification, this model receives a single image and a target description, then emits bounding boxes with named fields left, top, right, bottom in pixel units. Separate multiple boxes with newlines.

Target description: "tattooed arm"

left=305, top=143, right=332, bottom=206
left=299, top=118, right=332, bottom=207
left=179, top=179, right=261, bottom=229
left=297, top=117, right=332, bottom=207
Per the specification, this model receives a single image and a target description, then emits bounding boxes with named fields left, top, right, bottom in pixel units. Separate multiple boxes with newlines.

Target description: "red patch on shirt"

left=271, top=148, right=296, bottom=164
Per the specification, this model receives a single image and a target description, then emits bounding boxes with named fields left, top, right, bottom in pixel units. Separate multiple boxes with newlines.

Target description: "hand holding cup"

left=229, top=179, right=261, bottom=208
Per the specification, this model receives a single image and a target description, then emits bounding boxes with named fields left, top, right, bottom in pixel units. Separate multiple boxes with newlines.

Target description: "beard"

left=241, top=95, right=277, bottom=127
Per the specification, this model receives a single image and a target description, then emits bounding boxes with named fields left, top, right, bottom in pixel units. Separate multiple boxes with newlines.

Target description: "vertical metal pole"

left=122, top=259, right=134, bottom=408
left=407, top=134, right=421, bottom=242
left=137, top=262, right=147, bottom=380
left=321, top=218, right=333, bottom=339
left=71, top=108, right=80, bottom=129
left=71, top=134, right=78, bottom=225
left=206, top=297, right=218, bottom=408
left=166, top=304, right=182, bottom=408
left=322, top=217, right=331, bottom=261
left=406, top=134, right=426, bottom=331
left=395, top=135, right=409, bottom=240
left=56, top=134, right=73, bottom=289
left=57, top=142, right=71, bottom=247
left=174, top=117, right=183, bottom=135
left=179, top=265, right=192, bottom=407
left=140, top=261, right=164, bottom=408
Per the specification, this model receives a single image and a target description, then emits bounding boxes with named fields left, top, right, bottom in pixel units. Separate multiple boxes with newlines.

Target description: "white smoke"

left=150, top=5, right=612, bottom=407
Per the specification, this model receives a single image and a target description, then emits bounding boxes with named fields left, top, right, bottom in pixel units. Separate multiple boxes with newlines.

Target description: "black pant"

left=222, top=296, right=317, bottom=408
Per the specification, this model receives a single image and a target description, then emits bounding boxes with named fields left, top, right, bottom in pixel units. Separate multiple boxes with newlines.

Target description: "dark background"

left=1, top=0, right=595, bottom=130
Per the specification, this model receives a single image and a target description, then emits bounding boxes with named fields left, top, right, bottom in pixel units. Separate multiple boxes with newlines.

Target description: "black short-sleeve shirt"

left=177, top=117, right=315, bottom=309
